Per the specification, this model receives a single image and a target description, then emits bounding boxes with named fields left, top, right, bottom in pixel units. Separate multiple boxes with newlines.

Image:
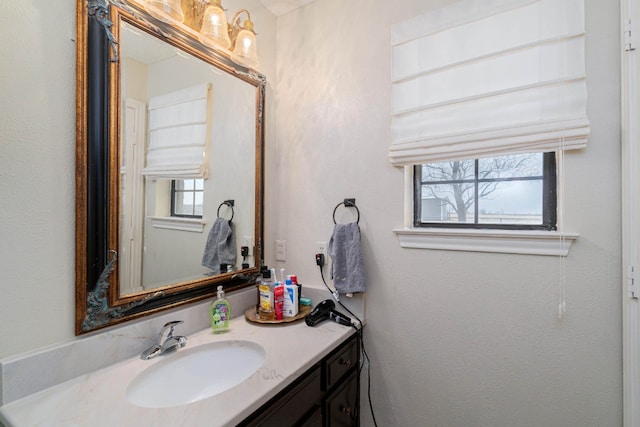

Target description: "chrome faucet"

left=140, top=320, right=188, bottom=360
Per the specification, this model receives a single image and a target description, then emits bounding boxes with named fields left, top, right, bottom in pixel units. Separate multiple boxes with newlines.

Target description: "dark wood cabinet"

left=325, top=371, right=358, bottom=427
left=240, top=332, right=360, bottom=427
left=324, top=336, right=359, bottom=392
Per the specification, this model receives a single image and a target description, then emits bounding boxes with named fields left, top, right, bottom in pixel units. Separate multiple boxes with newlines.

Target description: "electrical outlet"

left=276, top=240, right=286, bottom=262
left=316, top=241, right=327, bottom=259
left=243, top=236, right=254, bottom=255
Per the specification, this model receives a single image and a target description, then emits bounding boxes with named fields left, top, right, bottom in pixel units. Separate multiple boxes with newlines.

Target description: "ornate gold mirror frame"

left=75, top=0, right=265, bottom=334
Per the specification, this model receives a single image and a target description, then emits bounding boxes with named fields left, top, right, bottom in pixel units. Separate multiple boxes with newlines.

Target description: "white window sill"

left=393, top=228, right=578, bottom=256
left=148, top=216, right=206, bottom=233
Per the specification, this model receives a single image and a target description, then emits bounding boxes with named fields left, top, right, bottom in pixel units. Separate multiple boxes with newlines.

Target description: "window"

left=171, top=179, right=204, bottom=218
left=414, top=152, right=556, bottom=230
left=390, top=1, right=582, bottom=255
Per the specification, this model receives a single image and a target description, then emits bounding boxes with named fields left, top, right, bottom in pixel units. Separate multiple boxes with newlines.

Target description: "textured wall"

left=271, top=0, right=622, bottom=425
left=0, top=0, right=277, bottom=359
left=0, top=0, right=77, bottom=357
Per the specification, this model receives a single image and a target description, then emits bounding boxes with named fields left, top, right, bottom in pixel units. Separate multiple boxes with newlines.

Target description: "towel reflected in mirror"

left=202, top=217, right=237, bottom=274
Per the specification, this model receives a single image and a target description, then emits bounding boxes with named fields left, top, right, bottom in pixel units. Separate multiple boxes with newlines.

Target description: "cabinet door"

left=324, top=371, right=358, bottom=427
left=241, top=366, right=322, bottom=427
left=299, top=406, right=323, bottom=427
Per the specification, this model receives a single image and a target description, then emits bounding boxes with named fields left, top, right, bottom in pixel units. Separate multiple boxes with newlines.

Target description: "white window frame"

left=393, top=166, right=578, bottom=256
left=146, top=179, right=206, bottom=233
left=148, top=215, right=206, bottom=233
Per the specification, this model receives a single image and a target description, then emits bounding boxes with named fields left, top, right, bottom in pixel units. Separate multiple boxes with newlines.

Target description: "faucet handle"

left=141, top=320, right=186, bottom=360
left=161, top=320, right=184, bottom=338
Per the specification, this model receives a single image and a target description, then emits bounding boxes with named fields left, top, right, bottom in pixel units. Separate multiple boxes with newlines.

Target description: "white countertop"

left=0, top=315, right=356, bottom=427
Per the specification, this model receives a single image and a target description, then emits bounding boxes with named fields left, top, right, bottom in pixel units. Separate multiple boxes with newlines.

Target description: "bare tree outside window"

left=415, top=153, right=556, bottom=230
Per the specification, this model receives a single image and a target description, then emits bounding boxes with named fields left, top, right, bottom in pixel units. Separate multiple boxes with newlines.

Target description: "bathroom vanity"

left=240, top=331, right=359, bottom=426
left=0, top=312, right=360, bottom=426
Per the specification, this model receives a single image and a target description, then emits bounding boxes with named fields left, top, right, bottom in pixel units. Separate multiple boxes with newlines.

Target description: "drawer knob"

left=339, top=358, right=352, bottom=368
left=340, top=405, right=352, bottom=415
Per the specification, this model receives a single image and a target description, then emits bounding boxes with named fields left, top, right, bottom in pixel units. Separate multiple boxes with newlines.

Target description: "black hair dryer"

left=305, top=299, right=352, bottom=327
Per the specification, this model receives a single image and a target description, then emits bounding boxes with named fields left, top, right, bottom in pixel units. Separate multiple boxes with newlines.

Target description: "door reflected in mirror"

left=118, top=21, right=256, bottom=297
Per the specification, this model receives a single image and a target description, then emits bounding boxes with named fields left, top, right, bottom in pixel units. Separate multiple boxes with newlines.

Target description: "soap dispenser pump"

left=210, top=285, right=231, bottom=334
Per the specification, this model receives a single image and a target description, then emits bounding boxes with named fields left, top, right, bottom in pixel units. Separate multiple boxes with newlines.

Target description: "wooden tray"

left=244, top=304, right=312, bottom=325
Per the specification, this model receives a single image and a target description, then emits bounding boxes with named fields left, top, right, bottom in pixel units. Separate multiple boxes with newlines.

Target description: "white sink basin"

left=125, top=340, right=266, bottom=408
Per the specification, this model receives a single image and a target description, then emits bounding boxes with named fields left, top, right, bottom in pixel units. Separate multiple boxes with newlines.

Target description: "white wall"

left=0, top=0, right=277, bottom=358
left=271, top=0, right=622, bottom=425
left=0, top=0, right=77, bottom=356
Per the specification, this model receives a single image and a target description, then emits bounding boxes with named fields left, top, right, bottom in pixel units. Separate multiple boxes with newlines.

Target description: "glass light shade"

left=144, top=0, right=184, bottom=23
left=231, top=28, right=259, bottom=69
left=198, top=5, right=231, bottom=50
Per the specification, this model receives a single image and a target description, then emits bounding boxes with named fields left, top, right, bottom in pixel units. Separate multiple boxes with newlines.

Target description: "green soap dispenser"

left=210, top=285, right=231, bottom=334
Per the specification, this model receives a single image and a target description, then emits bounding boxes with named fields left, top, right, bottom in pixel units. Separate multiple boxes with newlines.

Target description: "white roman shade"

left=143, top=83, right=211, bottom=179
left=389, top=0, right=589, bottom=166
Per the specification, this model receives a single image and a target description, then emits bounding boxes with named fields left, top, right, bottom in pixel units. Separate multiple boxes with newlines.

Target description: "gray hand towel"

left=328, top=222, right=366, bottom=294
left=201, top=217, right=237, bottom=274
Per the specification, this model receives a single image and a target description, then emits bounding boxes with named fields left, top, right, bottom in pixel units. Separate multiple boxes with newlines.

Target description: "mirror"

left=118, top=22, right=257, bottom=295
left=76, top=0, right=265, bottom=334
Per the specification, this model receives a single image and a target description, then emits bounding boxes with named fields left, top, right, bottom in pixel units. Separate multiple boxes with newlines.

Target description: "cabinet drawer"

left=324, top=335, right=358, bottom=391
left=324, top=370, right=358, bottom=427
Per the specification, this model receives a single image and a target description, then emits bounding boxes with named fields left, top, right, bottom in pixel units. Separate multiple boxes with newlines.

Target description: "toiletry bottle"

left=288, top=274, right=302, bottom=305
left=274, top=282, right=285, bottom=320
left=283, top=278, right=299, bottom=318
left=211, top=285, right=231, bottom=334
left=258, top=269, right=274, bottom=320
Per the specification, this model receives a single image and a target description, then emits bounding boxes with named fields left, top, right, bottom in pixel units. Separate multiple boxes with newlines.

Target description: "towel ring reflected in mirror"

left=333, top=198, right=360, bottom=224
left=217, top=200, right=235, bottom=222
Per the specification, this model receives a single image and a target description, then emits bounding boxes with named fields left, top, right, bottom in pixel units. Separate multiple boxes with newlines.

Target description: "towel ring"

left=217, top=200, right=234, bottom=222
left=333, top=198, right=360, bottom=224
